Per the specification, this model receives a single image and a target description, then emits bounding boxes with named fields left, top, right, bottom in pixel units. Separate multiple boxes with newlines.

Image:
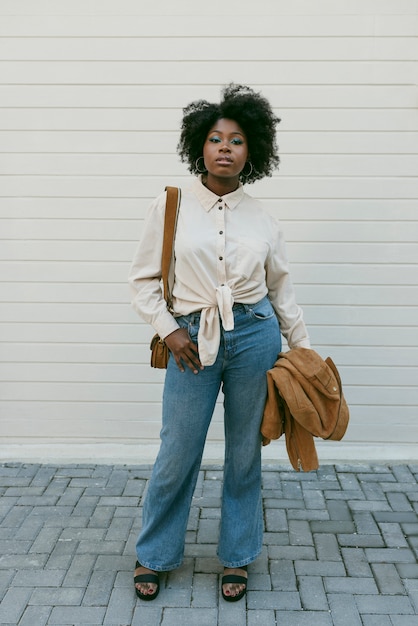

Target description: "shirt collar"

left=191, top=175, right=245, bottom=212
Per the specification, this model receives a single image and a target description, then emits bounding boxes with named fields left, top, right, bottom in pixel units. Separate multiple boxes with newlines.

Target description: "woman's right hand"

left=164, top=328, right=203, bottom=374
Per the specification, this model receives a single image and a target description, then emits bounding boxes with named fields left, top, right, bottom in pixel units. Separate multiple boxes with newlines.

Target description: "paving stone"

left=162, top=607, right=218, bottom=625
left=18, top=605, right=52, bottom=626
left=270, top=559, right=297, bottom=591
left=103, top=586, right=136, bottom=624
left=361, top=616, right=392, bottom=626
left=288, top=519, right=313, bottom=546
left=379, top=522, right=409, bottom=548
left=29, top=586, right=84, bottom=605
left=365, top=547, right=416, bottom=563
left=328, top=593, right=362, bottom=626
left=247, top=609, right=276, bottom=626
left=190, top=573, right=218, bottom=607
left=298, top=575, right=328, bottom=610
left=275, top=611, right=333, bottom=625
left=324, top=576, right=378, bottom=595
left=0, top=587, right=33, bottom=624
left=371, top=563, right=405, bottom=595
left=341, top=548, right=373, bottom=578
left=48, top=605, right=106, bottom=624
left=355, top=594, right=414, bottom=614
left=131, top=605, right=162, bottom=626
left=314, top=532, right=342, bottom=561
left=247, top=590, right=301, bottom=610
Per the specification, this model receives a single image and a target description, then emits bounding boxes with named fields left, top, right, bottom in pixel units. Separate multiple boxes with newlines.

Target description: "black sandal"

left=134, top=561, right=160, bottom=601
left=221, top=565, right=247, bottom=602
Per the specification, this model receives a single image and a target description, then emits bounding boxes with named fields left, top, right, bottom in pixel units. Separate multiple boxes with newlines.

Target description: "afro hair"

left=177, top=84, right=280, bottom=184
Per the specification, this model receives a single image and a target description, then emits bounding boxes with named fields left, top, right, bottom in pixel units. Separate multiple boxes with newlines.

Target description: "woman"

left=129, top=84, right=310, bottom=602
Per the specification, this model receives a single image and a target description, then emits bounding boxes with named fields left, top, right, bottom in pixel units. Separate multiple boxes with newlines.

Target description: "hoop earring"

left=195, top=156, right=207, bottom=174
left=241, top=161, right=253, bottom=178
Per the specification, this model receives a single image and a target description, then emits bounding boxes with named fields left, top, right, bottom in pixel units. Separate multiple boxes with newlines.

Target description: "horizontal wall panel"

left=299, top=285, right=418, bottom=306
left=1, top=61, right=416, bottom=86
left=1, top=303, right=416, bottom=329
left=286, top=243, right=418, bottom=264
left=2, top=175, right=418, bottom=200
left=0, top=303, right=138, bottom=324
left=292, top=264, right=418, bottom=285
left=0, top=356, right=418, bottom=386
left=1, top=378, right=416, bottom=406
left=304, top=346, right=418, bottom=367
left=0, top=283, right=128, bottom=303
left=2, top=218, right=416, bottom=243
left=0, top=401, right=162, bottom=421
left=3, top=153, right=418, bottom=178
left=1, top=0, right=417, bottom=16
left=309, top=326, right=415, bottom=347
left=0, top=417, right=169, bottom=441
left=1, top=241, right=416, bottom=265
left=2, top=108, right=417, bottom=132
left=0, top=241, right=136, bottom=262
left=1, top=131, right=417, bottom=156
left=2, top=261, right=416, bottom=286
left=1, top=15, right=415, bottom=38
left=2, top=197, right=417, bottom=221
left=2, top=37, right=417, bottom=62
left=1, top=363, right=163, bottom=384
left=1, top=15, right=412, bottom=38
left=0, top=261, right=127, bottom=283
left=304, top=305, right=418, bottom=327
left=0, top=323, right=145, bottom=344
left=2, top=85, right=417, bottom=109
left=2, top=282, right=417, bottom=307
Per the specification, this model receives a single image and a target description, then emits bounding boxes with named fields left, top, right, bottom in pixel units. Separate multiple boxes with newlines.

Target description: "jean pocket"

left=176, top=314, right=199, bottom=340
left=248, top=298, right=275, bottom=321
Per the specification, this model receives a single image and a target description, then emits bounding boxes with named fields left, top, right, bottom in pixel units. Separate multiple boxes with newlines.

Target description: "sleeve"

left=266, top=221, right=311, bottom=349
left=128, top=191, right=180, bottom=339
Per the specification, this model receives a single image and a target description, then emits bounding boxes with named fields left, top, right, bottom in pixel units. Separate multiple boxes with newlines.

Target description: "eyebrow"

left=209, top=130, right=245, bottom=136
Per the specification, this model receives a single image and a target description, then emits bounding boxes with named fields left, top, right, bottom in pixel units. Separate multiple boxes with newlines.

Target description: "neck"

left=202, top=174, right=240, bottom=197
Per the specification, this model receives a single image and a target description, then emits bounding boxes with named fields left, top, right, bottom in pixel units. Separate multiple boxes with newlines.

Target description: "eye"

left=208, top=135, right=222, bottom=143
left=231, top=137, right=244, bottom=145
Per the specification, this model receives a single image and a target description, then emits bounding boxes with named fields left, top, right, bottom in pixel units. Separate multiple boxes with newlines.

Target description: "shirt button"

left=218, top=198, right=222, bottom=202
left=219, top=230, right=223, bottom=235
left=219, top=256, right=223, bottom=261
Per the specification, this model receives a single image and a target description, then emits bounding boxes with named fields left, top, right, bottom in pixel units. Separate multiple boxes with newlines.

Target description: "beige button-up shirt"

left=129, top=176, right=310, bottom=366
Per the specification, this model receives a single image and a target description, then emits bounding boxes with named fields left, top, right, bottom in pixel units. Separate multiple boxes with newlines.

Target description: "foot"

left=134, top=562, right=159, bottom=600
left=222, top=567, right=248, bottom=601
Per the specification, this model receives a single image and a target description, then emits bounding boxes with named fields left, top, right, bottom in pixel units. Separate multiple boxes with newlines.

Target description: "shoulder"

left=242, top=191, right=281, bottom=231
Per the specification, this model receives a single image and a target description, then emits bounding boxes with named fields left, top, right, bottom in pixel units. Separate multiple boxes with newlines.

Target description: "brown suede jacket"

left=261, top=348, right=349, bottom=472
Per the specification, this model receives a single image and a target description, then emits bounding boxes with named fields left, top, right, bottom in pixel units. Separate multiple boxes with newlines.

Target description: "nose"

left=219, top=142, right=230, bottom=152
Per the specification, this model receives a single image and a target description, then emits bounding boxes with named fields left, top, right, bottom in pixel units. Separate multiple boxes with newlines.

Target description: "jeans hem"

left=136, top=557, right=182, bottom=573
left=217, top=547, right=262, bottom=569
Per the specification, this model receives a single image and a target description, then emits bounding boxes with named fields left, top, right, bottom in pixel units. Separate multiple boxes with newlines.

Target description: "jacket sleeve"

left=128, top=191, right=180, bottom=339
left=261, top=369, right=285, bottom=444
left=266, top=222, right=310, bottom=349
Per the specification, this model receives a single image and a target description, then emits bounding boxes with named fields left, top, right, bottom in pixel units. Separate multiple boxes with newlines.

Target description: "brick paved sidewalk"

left=0, top=463, right=418, bottom=625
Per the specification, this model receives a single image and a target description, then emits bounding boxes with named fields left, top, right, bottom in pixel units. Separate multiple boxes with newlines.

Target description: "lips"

left=216, top=157, right=233, bottom=164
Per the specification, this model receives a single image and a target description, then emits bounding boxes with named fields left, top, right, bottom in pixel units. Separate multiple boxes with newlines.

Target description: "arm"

left=128, top=192, right=203, bottom=373
left=266, top=224, right=310, bottom=349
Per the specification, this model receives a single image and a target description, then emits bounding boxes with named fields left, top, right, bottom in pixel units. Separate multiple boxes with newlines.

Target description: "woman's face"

left=202, top=118, right=249, bottom=184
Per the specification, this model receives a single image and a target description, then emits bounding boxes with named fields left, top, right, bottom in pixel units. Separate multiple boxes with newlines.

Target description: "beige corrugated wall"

left=0, top=0, right=417, bottom=464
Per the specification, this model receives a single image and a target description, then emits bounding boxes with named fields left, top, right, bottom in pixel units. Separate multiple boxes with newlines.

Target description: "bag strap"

left=161, top=186, right=180, bottom=307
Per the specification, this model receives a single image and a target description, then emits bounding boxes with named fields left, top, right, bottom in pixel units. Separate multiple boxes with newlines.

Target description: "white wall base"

left=1, top=440, right=417, bottom=467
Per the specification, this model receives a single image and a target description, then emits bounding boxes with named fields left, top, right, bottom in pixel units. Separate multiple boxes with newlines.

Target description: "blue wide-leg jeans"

left=136, top=296, right=281, bottom=571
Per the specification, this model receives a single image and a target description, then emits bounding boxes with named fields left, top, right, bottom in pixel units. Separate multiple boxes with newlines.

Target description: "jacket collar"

left=191, top=175, right=244, bottom=212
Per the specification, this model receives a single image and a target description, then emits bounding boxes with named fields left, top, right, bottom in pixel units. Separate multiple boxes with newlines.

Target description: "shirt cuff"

left=154, top=313, right=180, bottom=341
